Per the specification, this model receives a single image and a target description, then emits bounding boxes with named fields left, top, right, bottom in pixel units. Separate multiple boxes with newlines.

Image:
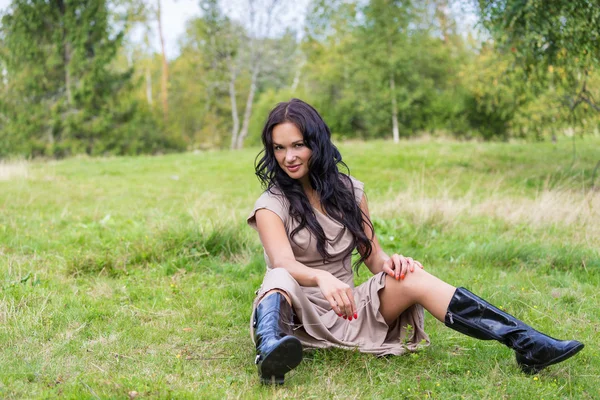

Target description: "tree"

left=476, top=0, right=600, bottom=119
left=0, top=0, right=164, bottom=157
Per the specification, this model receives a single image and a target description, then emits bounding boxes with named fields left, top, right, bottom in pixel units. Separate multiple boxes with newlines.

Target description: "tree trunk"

left=436, top=0, right=449, bottom=44
left=390, top=74, right=399, bottom=143
left=290, top=58, right=305, bottom=92
left=145, top=64, right=153, bottom=106
left=228, top=61, right=240, bottom=150
left=57, top=0, right=73, bottom=106
left=64, top=42, right=73, bottom=106
left=235, top=68, right=258, bottom=149
left=157, top=0, right=169, bottom=120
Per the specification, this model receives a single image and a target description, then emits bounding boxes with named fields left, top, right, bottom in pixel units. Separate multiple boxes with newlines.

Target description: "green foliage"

left=0, top=0, right=170, bottom=157
left=477, top=0, right=600, bottom=137
left=2, top=0, right=600, bottom=158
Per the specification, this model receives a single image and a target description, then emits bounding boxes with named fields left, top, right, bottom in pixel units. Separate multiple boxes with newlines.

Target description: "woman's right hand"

left=315, top=271, right=357, bottom=320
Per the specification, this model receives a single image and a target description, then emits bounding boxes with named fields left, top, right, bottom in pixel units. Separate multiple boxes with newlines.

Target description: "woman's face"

left=271, top=122, right=312, bottom=185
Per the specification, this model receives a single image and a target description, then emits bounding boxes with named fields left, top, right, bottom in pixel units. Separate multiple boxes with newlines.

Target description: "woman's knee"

left=260, top=289, right=292, bottom=306
left=386, top=266, right=430, bottom=300
left=258, top=268, right=297, bottom=306
left=265, top=267, right=296, bottom=283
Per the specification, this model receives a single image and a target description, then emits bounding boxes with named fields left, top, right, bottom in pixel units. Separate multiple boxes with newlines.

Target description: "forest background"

left=1, top=0, right=600, bottom=158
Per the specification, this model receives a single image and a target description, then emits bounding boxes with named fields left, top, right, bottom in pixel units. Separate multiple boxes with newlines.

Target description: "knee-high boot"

left=253, top=292, right=303, bottom=384
left=445, top=287, right=584, bottom=374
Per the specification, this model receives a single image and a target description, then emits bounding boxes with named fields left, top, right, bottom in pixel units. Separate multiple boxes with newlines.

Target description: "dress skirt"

left=249, top=268, right=430, bottom=356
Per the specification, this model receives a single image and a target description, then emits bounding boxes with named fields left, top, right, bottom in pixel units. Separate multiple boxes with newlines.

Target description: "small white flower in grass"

left=389, top=236, right=395, bottom=241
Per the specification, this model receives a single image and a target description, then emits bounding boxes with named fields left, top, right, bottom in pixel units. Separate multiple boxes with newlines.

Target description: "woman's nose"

left=285, top=150, right=296, bottom=162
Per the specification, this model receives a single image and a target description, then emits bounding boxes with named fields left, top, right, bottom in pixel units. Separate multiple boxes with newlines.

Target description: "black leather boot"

left=253, top=292, right=303, bottom=384
left=445, top=287, right=584, bottom=374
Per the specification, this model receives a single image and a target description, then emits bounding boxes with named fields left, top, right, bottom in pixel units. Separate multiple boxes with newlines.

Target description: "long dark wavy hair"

left=255, top=98, right=373, bottom=271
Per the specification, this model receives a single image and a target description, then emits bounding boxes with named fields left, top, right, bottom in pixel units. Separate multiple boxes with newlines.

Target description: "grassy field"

left=1, top=137, right=599, bottom=399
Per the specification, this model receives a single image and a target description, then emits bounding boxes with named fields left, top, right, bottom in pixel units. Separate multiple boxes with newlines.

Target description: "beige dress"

left=247, top=176, right=429, bottom=356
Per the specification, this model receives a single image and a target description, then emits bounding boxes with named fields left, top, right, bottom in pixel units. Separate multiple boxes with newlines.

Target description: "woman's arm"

left=359, top=194, right=423, bottom=279
left=255, top=209, right=358, bottom=319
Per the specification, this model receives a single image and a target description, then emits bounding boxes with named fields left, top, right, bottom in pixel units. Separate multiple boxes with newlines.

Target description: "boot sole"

left=518, top=342, right=584, bottom=374
left=259, top=336, right=303, bottom=385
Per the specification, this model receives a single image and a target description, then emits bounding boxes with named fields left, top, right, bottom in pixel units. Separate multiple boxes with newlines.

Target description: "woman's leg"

left=378, top=266, right=455, bottom=324
left=377, top=267, right=583, bottom=373
left=258, top=289, right=292, bottom=307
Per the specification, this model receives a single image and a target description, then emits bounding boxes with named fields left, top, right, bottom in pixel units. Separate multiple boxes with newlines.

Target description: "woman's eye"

left=295, top=143, right=304, bottom=148
left=274, top=146, right=282, bottom=151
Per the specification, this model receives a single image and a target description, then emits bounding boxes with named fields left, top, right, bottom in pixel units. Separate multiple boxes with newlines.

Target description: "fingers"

left=401, top=256, right=408, bottom=280
left=393, top=254, right=408, bottom=280
left=392, top=253, right=402, bottom=280
left=406, top=257, right=415, bottom=272
left=327, top=292, right=358, bottom=321
left=328, top=294, right=344, bottom=317
left=340, top=290, right=357, bottom=320
left=334, top=293, right=349, bottom=319
left=346, top=289, right=358, bottom=319
left=382, top=258, right=394, bottom=277
left=390, top=254, right=423, bottom=280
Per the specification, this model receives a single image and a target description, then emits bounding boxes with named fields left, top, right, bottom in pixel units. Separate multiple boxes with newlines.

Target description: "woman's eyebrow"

left=272, top=140, right=303, bottom=146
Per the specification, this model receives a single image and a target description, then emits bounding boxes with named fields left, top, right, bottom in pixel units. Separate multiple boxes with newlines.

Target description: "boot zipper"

left=447, top=312, right=477, bottom=327
left=447, top=311, right=480, bottom=326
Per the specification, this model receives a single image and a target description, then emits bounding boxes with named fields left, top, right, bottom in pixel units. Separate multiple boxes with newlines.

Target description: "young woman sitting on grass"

left=247, top=98, right=584, bottom=385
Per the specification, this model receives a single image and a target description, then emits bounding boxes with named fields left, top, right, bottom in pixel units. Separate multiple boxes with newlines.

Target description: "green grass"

left=1, top=136, right=599, bottom=399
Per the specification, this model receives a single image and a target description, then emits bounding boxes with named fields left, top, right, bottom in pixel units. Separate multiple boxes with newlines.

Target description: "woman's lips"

left=286, top=165, right=300, bottom=172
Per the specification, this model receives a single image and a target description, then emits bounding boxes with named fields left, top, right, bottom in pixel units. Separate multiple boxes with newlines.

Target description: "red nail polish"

left=348, top=316, right=353, bottom=321
left=401, top=274, right=405, bottom=280
left=354, top=313, right=358, bottom=319
left=343, top=315, right=347, bottom=319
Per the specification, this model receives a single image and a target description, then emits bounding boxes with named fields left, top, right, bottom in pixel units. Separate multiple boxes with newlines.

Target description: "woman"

left=247, top=98, right=583, bottom=385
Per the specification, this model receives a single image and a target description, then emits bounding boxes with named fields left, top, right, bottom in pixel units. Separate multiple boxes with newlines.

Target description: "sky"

left=0, top=0, right=475, bottom=60
left=0, top=0, right=310, bottom=60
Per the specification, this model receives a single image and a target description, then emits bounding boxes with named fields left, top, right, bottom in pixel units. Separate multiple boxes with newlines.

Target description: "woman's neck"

left=303, top=185, right=325, bottom=213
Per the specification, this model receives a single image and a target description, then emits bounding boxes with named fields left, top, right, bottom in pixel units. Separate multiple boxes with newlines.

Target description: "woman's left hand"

left=382, top=254, right=424, bottom=280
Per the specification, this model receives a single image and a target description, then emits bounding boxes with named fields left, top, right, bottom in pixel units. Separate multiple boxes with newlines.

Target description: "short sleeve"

left=247, top=189, right=290, bottom=232
left=346, top=175, right=365, bottom=205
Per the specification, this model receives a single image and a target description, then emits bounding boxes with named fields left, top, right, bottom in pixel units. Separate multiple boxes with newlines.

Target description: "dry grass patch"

left=477, top=190, right=599, bottom=242
left=0, top=160, right=28, bottom=181
left=375, top=184, right=600, bottom=246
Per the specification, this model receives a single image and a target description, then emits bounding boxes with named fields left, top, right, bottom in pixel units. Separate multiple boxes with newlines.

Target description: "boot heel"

left=260, top=375, right=285, bottom=385
left=254, top=293, right=303, bottom=385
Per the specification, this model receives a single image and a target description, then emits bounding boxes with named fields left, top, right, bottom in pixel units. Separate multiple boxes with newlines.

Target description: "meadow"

left=1, top=137, right=599, bottom=399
